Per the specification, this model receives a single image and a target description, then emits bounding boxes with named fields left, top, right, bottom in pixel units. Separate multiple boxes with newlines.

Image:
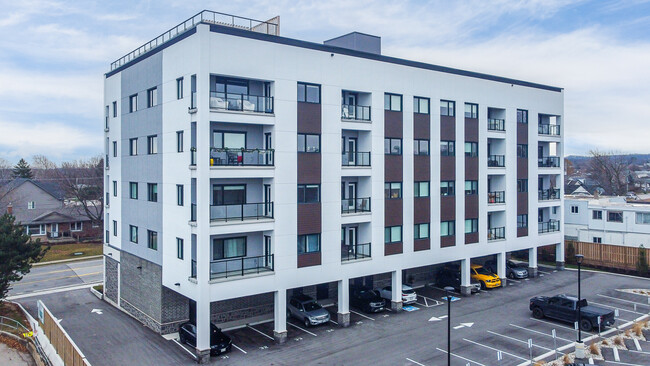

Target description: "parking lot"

left=18, top=266, right=650, bottom=365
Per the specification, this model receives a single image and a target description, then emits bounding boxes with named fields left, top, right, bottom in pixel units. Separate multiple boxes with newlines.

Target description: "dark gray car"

left=287, top=294, right=330, bottom=327
left=484, top=259, right=529, bottom=279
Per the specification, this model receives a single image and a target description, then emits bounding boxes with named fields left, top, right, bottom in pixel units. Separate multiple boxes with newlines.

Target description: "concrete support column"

left=496, top=252, right=507, bottom=287
left=528, top=247, right=539, bottom=278
left=459, top=258, right=472, bottom=296
left=555, top=242, right=565, bottom=270
left=195, top=297, right=211, bottom=363
left=273, top=289, right=287, bottom=344
left=337, top=279, right=350, bottom=327
left=390, top=270, right=403, bottom=311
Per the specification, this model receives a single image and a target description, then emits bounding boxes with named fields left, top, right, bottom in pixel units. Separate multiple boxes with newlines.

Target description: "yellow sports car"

left=470, top=264, right=502, bottom=289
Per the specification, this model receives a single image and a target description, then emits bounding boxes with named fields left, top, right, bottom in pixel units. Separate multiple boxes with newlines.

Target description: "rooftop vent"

left=324, top=32, right=381, bottom=55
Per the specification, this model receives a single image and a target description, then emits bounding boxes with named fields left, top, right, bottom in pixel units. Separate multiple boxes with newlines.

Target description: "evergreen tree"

left=0, top=214, right=45, bottom=300
left=637, top=245, right=648, bottom=277
left=11, top=158, right=33, bottom=179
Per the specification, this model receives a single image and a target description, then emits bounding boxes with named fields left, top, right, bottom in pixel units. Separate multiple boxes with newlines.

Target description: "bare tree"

left=0, top=158, right=11, bottom=182
left=564, top=158, right=575, bottom=177
left=31, top=155, right=58, bottom=180
left=587, top=150, right=632, bottom=196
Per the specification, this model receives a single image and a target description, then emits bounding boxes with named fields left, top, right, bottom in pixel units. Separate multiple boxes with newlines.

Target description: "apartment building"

left=103, top=11, right=564, bottom=361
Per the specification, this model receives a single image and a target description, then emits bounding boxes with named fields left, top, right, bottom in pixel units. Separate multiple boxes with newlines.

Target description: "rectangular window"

left=297, top=82, right=321, bottom=103
left=112, top=180, right=117, bottom=197
left=607, top=211, right=623, bottom=222
left=441, top=221, right=455, bottom=236
left=176, top=77, right=184, bottom=99
left=441, top=141, right=455, bottom=156
left=517, top=179, right=528, bottom=193
left=112, top=141, right=117, bottom=157
left=414, top=96, right=430, bottom=114
left=130, top=225, right=138, bottom=243
left=297, top=234, right=320, bottom=254
left=147, top=135, right=158, bottom=154
left=384, top=182, right=402, bottom=199
left=112, top=101, right=117, bottom=117
left=517, top=214, right=528, bottom=228
left=190, top=74, right=196, bottom=108
left=465, top=218, right=478, bottom=233
left=384, top=226, right=402, bottom=243
left=414, top=181, right=430, bottom=197
left=147, top=183, right=158, bottom=202
left=414, top=223, right=430, bottom=239
left=414, top=139, right=429, bottom=155
left=384, top=138, right=402, bottom=155
left=212, top=184, right=246, bottom=205
left=441, top=181, right=455, bottom=196
left=147, top=87, right=157, bottom=108
left=517, top=144, right=528, bottom=158
left=176, top=131, right=184, bottom=152
left=176, top=238, right=184, bottom=259
left=129, top=182, right=138, bottom=199
left=129, top=138, right=137, bottom=156
left=297, top=184, right=320, bottom=203
left=112, top=220, right=117, bottom=236
left=636, top=212, right=650, bottom=224
left=593, top=237, right=602, bottom=244
left=464, top=103, right=478, bottom=118
left=384, top=93, right=403, bottom=112
left=27, top=201, right=35, bottom=209
left=297, top=134, right=320, bottom=153
left=129, top=94, right=137, bottom=112
left=212, top=237, right=246, bottom=259
left=177, top=184, right=184, bottom=206
left=440, top=100, right=455, bottom=116
left=517, top=109, right=528, bottom=124
left=571, top=205, right=579, bottom=214
left=464, top=142, right=478, bottom=157
left=147, top=230, right=158, bottom=250
left=70, top=222, right=83, bottom=232
left=593, top=210, right=603, bottom=220
left=465, top=180, right=478, bottom=195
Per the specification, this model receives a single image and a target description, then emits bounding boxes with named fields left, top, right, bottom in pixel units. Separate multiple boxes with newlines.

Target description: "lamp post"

left=575, top=254, right=585, bottom=359
left=444, top=286, right=455, bottom=366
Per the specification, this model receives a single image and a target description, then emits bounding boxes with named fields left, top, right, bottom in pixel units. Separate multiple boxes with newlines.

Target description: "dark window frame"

left=297, top=82, right=321, bottom=104
left=414, top=223, right=430, bottom=239
left=177, top=131, right=184, bottom=152
left=414, top=139, right=430, bottom=155
left=517, top=179, right=528, bottom=193
left=297, top=133, right=321, bottom=153
left=212, top=236, right=247, bottom=260
left=441, top=181, right=455, bottom=196
left=129, top=182, right=138, bottom=199
left=464, top=103, right=478, bottom=119
left=517, top=109, right=529, bottom=124
left=517, top=144, right=528, bottom=158
left=441, top=220, right=455, bottom=237
left=384, top=93, right=403, bottom=112
left=112, top=101, right=117, bottom=117
left=147, top=230, right=158, bottom=250
left=298, top=184, right=320, bottom=204
left=414, top=96, right=430, bottom=114
left=517, top=214, right=528, bottom=228
left=147, top=87, right=157, bottom=108
left=441, top=141, right=455, bottom=156
left=176, top=77, right=184, bottom=99
left=176, top=184, right=184, bottom=206
left=464, top=142, right=478, bottom=157
left=129, top=225, right=138, bottom=243
left=176, top=238, right=184, bottom=259
left=384, top=182, right=403, bottom=199
left=147, top=135, right=158, bottom=155
left=129, top=94, right=138, bottom=113
left=607, top=211, right=623, bottom=223
left=593, top=210, right=602, bottom=220
left=384, top=225, right=402, bottom=243
left=297, top=234, right=321, bottom=254
left=465, top=218, right=479, bottom=233
left=440, top=100, right=455, bottom=117
left=129, top=138, right=137, bottom=156
left=384, top=138, right=402, bottom=155
left=465, top=180, right=478, bottom=195
left=147, top=183, right=158, bottom=202
left=414, top=181, right=430, bottom=197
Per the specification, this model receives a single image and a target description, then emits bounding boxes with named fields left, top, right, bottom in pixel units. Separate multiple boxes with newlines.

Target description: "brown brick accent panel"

left=298, top=252, right=322, bottom=268
left=384, top=242, right=403, bottom=256
left=297, top=203, right=321, bottom=235
left=385, top=155, right=403, bottom=182
left=440, top=156, right=455, bottom=181
left=414, top=197, right=430, bottom=223
left=465, top=194, right=479, bottom=218
left=414, top=155, right=430, bottom=181
left=517, top=157, right=528, bottom=178
left=385, top=110, right=403, bottom=138
left=385, top=199, right=403, bottom=227
left=298, top=153, right=321, bottom=184
left=413, top=113, right=430, bottom=139
left=517, top=227, right=528, bottom=238
left=517, top=192, right=528, bottom=215
left=517, top=122, right=528, bottom=144
left=465, top=232, right=479, bottom=244
left=465, top=156, right=478, bottom=180
left=440, top=196, right=455, bottom=221
left=414, top=238, right=430, bottom=252
left=465, top=118, right=478, bottom=142
left=441, top=235, right=455, bottom=248
left=297, top=102, right=321, bottom=134
left=440, top=116, right=455, bottom=140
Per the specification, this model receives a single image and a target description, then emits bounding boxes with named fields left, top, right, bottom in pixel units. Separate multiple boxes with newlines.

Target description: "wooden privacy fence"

left=566, top=240, right=642, bottom=272
left=38, top=300, right=90, bottom=366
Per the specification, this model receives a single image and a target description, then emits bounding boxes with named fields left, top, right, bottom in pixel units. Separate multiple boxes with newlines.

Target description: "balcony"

left=210, top=148, right=274, bottom=167
left=341, top=197, right=371, bottom=214
left=209, top=92, right=273, bottom=114
left=341, top=104, right=371, bottom=121
left=538, top=156, right=560, bottom=168
left=210, top=202, right=273, bottom=222
left=538, top=188, right=560, bottom=201
left=488, top=155, right=505, bottom=167
left=341, top=242, right=371, bottom=262
left=487, top=118, right=505, bottom=131
left=488, top=191, right=505, bottom=204
left=342, top=152, right=371, bottom=167
left=538, top=220, right=560, bottom=233
left=210, top=254, right=274, bottom=280
left=538, top=124, right=560, bottom=136
left=488, top=227, right=505, bottom=241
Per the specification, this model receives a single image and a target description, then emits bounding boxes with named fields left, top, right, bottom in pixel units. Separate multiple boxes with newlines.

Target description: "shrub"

left=633, top=323, right=643, bottom=336
left=562, top=354, right=571, bottom=364
left=614, top=336, right=624, bottom=346
left=601, top=339, right=610, bottom=346
left=589, top=342, right=600, bottom=356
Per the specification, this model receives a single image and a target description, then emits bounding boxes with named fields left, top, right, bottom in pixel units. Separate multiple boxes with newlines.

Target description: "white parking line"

left=538, top=269, right=551, bottom=274
left=287, top=322, right=317, bottom=337
left=350, top=310, right=375, bottom=321
left=509, top=323, right=572, bottom=342
left=231, top=343, right=247, bottom=354
left=435, top=347, right=486, bottom=366
left=246, top=325, right=275, bottom=341
left=329, top=319, right=338, bottom=325
left=172, top=339, right=198, bottom=359
left=405, top=357, right=427, bottom=366
left=529, top=317, right=595, bottom=335
left=462, top=338, right=527, bottom=361
left=487, top=330, right=552, bottom=351
left=597, top=294, right=649, bottom=307
left=589, top=301, right=646, bottom=315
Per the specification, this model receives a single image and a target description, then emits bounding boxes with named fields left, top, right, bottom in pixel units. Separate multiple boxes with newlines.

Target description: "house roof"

left=1, top=178, right=65, bottom=201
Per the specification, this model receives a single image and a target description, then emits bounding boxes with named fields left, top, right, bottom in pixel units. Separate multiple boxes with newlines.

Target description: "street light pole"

left=444, top=286, right=455, bottom=366
left=575, top=254, right=585, bottom=359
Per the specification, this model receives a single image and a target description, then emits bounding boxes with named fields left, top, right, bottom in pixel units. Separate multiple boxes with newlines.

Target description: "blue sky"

left=1, top=0, right=649, bottom=164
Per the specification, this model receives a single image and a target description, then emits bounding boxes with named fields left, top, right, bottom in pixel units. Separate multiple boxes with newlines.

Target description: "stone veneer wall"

left=210, top=292, right=274, bottom=324
left=104, top=256, right=119, bottom=304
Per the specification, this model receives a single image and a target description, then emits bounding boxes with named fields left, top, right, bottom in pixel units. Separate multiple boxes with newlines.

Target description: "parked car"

left=529, top=294, right=615, bottom=331
left=470, top=264, right=501, bottom=289
left=484, top=259, right=529, bottom=279
left=287, top=294, right=330, bottom=327
left=378, top=284, right=418, bottom=304
left=178, top=322, right=232, bottom=356
left=435, top=267, right=480, bottom=293
left=350, top=287, right=386, bottom=313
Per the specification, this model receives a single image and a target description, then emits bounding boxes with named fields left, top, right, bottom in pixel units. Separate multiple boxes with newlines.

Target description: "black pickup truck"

left=530, top=294, right=615, bottom=331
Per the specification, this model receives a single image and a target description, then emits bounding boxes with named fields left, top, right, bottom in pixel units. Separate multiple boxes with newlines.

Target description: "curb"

left=34, top=255, right=103, bottom=266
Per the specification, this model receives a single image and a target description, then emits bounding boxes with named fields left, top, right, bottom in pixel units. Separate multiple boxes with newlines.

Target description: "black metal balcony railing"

left=210, top=92, right=273, bottom=114
left=190, top=203, right=197, bottom=222
left=488, top=227, right=505, bottom=240
left=210, top=254, right=274, bottom=280
left=488, top=155, right=505, bottom=167
left=341, top=197, right=371, bottom=214
left=538, top=220, right=560, bottom=233
left=341, top=104, right=371, bottom=121
left=488, top=118, right=505, bottom=131
left=210, top=202, right=273, bottom=221
left=538, top=156, right=560, bottom=168
left=342, top=151, right=371, bottom=166
left=538, top=188, right=560, bottom=201
left=190, top=147, right=197, bottom=166
left=341, top=242, right=371, bottom=262
left=538, top=124, right=560, bottom=136
left=210, top=148, right=274, bottom=166
left=488, top=191, right=505, bottom=204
